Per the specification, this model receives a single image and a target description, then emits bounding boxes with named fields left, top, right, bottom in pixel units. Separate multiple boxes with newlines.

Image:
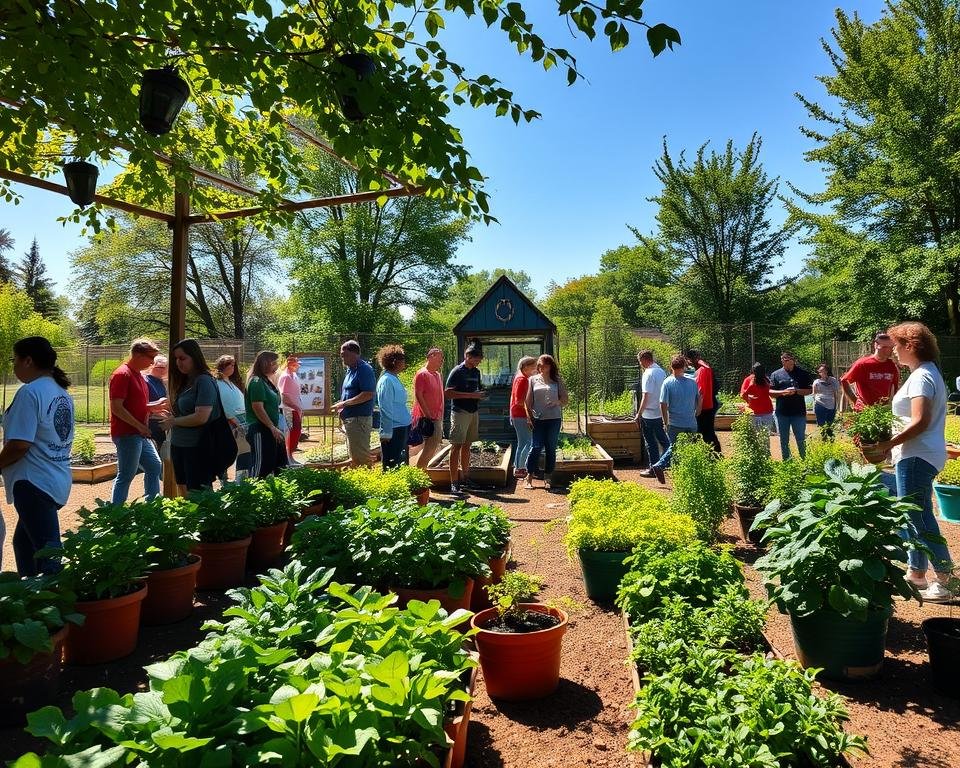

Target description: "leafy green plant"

left=558, top=434, right=595, bottom=459
left=715, top=390, right=744, bottom=415
left=388, top=464, right=432, bottom=492
left=844, top=402, right=894, bottom=445
left=588, top=389, right=634, bottom=418
left=291, top=499, right=496, bottom=596
left=226, top=475, right=305, bottom=528
left=280, top=466, right=339, bottom=505
left=564, top=478, right=696, bottom=556
left=627, top=650, right=868, bottom=767
left=190, top=487, right=258, bottom=544
left=726, top=415, right=771, bottom=507
left=616, top=541, right=746, bottom=624
left=70, top=428, right=97, bottom=464
left=755, top=461, right=924, bottom=619
left=0, top=574, right=83, bottom=663
left=936, top=458, right=960, bottom=486
left=670, top=433, right=730, bottom=542
left=485, top=571, right=543, bottom=618
left=126, top=497, right=200, bottom=570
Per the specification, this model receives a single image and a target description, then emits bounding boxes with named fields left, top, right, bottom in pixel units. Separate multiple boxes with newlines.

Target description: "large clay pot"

left=471, top=604, right=568, bottom=700
left=392, top=578, right=474, bottom=615
left=733, top=502, right=764, bottom=545
left=284, top=501, right=326, bottom=546
left=443, top=661, right=479, bottom=768
left=471, top=542, right=511, bottom=612
left=192, top=537, right=251, bottom=590
left=859, top=442, right=889, bottom=466
left=414, top=488, right=431, bottom=506
left=141, top=555, right=201, bottom=626
left=248, top=521, right=288, bottom=572
left=0, top=626, right=68, bottom=725
left=65, top=583, right=148, bottom=665
left=790, top=606, right=891, bottom=681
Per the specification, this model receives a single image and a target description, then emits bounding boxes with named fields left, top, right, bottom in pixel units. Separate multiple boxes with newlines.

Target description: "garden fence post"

left=582, top=326, right=589, bottom=431
left=85, top=345, right=90, bottom=423
left=749, top=322, right=755, bottom=366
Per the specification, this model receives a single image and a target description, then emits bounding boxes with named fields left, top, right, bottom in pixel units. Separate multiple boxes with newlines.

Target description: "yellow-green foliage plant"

left=339, top=466, right=416, bottom=501
left=936, top=458, right=960, bottom=487
left=945, top=414, right=960, bottom=446
left=670, top=434, right=730, bottom=542
left=564, top=478, right=697, bottom=557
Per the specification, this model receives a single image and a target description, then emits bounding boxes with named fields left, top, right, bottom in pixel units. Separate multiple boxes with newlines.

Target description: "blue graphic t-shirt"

left=2, top=375, right=75, bottom=506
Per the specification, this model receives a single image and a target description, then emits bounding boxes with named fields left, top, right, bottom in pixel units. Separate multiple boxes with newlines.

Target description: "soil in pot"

left=435, top=445, right=503, bottom=468
left=248, top=521, right=288, bottom=571
left=65, top=583, right=148, bottom=665
left=481, top=609, right=561, bottom=633
left=192, top=537, right=251, bottom=590
left=141, top=555, right=201, bottom=626
left=922, top=617, right=960, bottom=698
left=0, top=626, right=68, bottom=726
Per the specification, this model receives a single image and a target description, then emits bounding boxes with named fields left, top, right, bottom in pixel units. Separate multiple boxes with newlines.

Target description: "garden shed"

left=453, top=275, right=557, bottom=442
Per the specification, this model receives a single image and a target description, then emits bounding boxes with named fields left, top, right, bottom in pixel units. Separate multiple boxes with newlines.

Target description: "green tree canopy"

left=1, top=1, right=678, bottom=225
left=16, top=238, right=59, bottom=319
left=0, top=283, right=67, bottom=390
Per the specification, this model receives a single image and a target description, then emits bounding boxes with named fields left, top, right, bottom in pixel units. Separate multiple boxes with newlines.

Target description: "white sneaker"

left=920, top=582, right=954, bottom=603
left=905, top=571, right=928, bottom=590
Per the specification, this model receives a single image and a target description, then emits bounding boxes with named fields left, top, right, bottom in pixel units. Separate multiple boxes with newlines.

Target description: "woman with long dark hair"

left=0, top=336, right=74, bottom=575
left=245, top=350, right=287, bottom=478
left=159, top=339, right=221, bottom=493
left=740, top=362, right=775, bottom=433
left=215, top=355, right=251, bottom=482
left=523, top=353, right=568, bottom=491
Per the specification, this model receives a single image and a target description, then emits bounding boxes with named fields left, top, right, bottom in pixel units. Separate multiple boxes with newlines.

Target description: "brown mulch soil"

left=69, top=452, right=118, bottom=466
left=436, top=447, right=505, bottom=468
left=2, top=430, right=960, bottom=766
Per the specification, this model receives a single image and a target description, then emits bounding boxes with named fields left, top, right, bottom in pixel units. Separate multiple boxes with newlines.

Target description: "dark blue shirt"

left=770, top=365, right=813, bottom=417
left=341, top=358, right=376, bottom=417
left=145, top=374, right=167, bottom=445
left=445, top=362, right=483, bottom=413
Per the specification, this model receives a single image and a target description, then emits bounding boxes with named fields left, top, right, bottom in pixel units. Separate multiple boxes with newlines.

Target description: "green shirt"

left=245, top=376, right=280, bottom=427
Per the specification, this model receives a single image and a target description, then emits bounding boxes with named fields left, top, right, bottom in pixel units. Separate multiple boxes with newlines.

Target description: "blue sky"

left=0, top=1, right=886, bottom=301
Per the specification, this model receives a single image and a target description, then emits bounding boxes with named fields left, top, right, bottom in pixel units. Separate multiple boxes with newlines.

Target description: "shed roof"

left=453, top=274, right=556, bottom=335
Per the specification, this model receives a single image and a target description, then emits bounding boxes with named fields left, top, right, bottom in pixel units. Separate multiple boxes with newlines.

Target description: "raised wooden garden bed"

left=551, top=442, right=614, bottom=477
left=70, top=457, right=118, bottom=483
left=427, top=443, right=513, bottom=488
left=586, top=416, right=643, bottom=463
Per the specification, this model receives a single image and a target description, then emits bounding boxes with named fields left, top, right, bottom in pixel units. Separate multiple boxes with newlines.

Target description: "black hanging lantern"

left=139, top=66, right=190, bottom=136
left=335, top=53, right=377, bottom=122
left=63, top=160, right=99, bottom=207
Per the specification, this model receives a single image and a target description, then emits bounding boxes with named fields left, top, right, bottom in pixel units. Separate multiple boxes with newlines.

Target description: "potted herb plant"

left=470, top=570, right=568, bottom=700
left=470, top=505, right=513, bottom=612
left=564, top=478, right=697, bottom=603
left=726, top=415, right=772, bottom=545
left=282, top=466, right=339, bottom=516
left=754, top=460, right=922, bottom=680
left=0, top=573, right=83, bottom=724
left=844, top=402, right=894, bottom=465
left=933, top=458, right=960, bottom=524
left=190, top=487, right=258, bottom=590
left=228, top=476, right=304, bottom=571
left=51, top=518, right=157, bottom=665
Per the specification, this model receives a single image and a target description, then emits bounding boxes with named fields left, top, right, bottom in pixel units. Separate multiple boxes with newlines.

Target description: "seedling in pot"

left=483, top=571, right=560, bottom=632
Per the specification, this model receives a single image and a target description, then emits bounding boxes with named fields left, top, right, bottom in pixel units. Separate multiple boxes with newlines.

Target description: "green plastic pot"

left=577, top=548, right=631, bottom=603
left=789, top=606, right=892, bottom=681
left=933, top=483, right=960, bottom=523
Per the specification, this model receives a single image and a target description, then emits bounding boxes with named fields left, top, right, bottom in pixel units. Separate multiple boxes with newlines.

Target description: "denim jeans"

left=527, top=418, right=562, bottom=476
left=814, top=403, right=836, bottom=427
left=511, top=416, right=533, bottom=470
left=640, top=416, right=670, bottom=466
left=381, top=425, right=409, bottom=470
left=896, top=456, right=953, bottom=573
left=775, top=414, right=807, bottom=460
left=12, top=480, right=62, bottom=577
left=112, top=435, right=162, bottom=504
left=752, top=413, right=776, bottom=434
left=651, top=426, right=696, bottom=471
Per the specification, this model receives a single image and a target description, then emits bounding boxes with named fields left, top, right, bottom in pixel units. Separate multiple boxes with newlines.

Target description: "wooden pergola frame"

left=0, top=110, right=422, bottom=354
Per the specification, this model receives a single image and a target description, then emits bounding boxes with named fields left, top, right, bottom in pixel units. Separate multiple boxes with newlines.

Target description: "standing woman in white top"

left=812, top=363, right=841, bottom=428
left=215, top=355, right=251, bottom=482
left=523, top=354, right=568, bottom=491
left=0, top=337, right=74, bottom=576
left=876, top=322, right=954, bottom=602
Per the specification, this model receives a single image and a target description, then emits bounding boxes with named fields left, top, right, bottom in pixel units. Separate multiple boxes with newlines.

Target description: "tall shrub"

left=671, top=434, right=730, bottom=542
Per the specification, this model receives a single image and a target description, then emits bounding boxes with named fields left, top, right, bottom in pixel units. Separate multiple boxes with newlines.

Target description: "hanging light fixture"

left=62, top=160, right=99, bottom=207
left=139, top=66, right=190, bottom=135
left=335, top=53, right=377, bottom=122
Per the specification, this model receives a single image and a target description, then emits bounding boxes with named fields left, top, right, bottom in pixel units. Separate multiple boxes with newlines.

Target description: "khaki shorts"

left=342, top=416, right=373, bottom=465
left=449, top=409, right=479, bottom=445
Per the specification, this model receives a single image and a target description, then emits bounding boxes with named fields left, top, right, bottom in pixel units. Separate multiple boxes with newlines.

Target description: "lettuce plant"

left=0, top=573, right=83, bottom=663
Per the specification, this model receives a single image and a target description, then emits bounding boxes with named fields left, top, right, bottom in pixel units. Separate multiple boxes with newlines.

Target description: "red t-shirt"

left=109, top=362, right=149, bottom=437
left=840, top=355, right=900, bottom=410
left=740, top=375, right=773, bottom=415
left=509, top=374, right=530, bottom=418
left=411, top=367, right=444, bottom=422
left=694, top=362, right=715, bottom=411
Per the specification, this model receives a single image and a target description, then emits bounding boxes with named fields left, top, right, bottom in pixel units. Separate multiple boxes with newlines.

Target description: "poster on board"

left=295, top=353, right=330, bottom=415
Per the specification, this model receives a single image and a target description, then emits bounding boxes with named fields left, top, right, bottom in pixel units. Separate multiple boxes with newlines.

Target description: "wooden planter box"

left=551, top=443, right=614, bottom=477
left=71, top=461, right=118, bottom=484
left=587, top=416, right=643, bottom=464
left=714, top=413, right=739, bottom=431
left=303, top=445, right=381, bottom=469
left=426, top=444, right=513, bottom=488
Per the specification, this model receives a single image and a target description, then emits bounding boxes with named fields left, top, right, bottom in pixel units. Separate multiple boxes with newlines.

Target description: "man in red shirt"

left=840, top=332, right=900, bottom=410
left=411, top=348, right=445, bottom=469
left=110, top=338, right=165, bottom=504
left=686, top=349, right=721, bottom=454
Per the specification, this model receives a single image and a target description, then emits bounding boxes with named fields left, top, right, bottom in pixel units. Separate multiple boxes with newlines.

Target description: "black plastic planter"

left=335, top=53, right=377, bottom=122
left=922, top=617, right=960, bottom=697
left=139, top=67, right=190, bottom=135
left=62, top=160, right=98, bottom=207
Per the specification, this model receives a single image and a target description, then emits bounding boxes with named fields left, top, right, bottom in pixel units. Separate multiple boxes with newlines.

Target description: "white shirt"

left=216, top=378, right=246, bottom=422
left=892, top=362, right=947, bottom=471
left=2, top=376, right=75, bottom=506
left=640, top=364, right=667, bottom=419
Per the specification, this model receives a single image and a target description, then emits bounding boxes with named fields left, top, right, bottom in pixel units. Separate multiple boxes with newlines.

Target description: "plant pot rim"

left=933, top=482, right=960, bottom=491
left=148, top=553, right=201, bottom=574
left=733, top=501, right=763, bottom=512
left=790, top=603, right=893, bottom=621
left=255, top=519, right=290, bottom=531
left=577, top=546, right=630, bottom=555
left=76, top=580, right=148, bottom=607
left=194, top=535, right=253, bottom=547
left=470, top=603, right=568, bottom=635
left=391, top=575, right=474, bottom=594
left=922, top=616, right=960, bottom=632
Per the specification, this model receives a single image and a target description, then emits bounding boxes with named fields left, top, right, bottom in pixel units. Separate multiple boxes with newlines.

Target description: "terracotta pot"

left=947, top=445, right=960, bottom=461
left=283, top=502, right=326, bottom=546
left=859, top=442, right=889, bottom=465
left=471, top=542, right=511, bottom=612
left=192, top=537, right=251, bottom=590
left=733, top=502, right=764, bottom=546
left=471, top=604, right=568, bottom=700
left=65, top=583, right=148, bottom=665
left=249, top=521, right=288, bottom=571
left=443, top=660, right=479, bottom=768
left=414, top=487, right=431, bottom=506
left=141, top=555, right=201, bottom=626
left=0, top=626, right=68, bottom=725
left=392, top=577, right=474, bottom=615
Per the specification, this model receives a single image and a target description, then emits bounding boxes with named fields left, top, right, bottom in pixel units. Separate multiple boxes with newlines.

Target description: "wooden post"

left=164, top=190, right=190, bottom=498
